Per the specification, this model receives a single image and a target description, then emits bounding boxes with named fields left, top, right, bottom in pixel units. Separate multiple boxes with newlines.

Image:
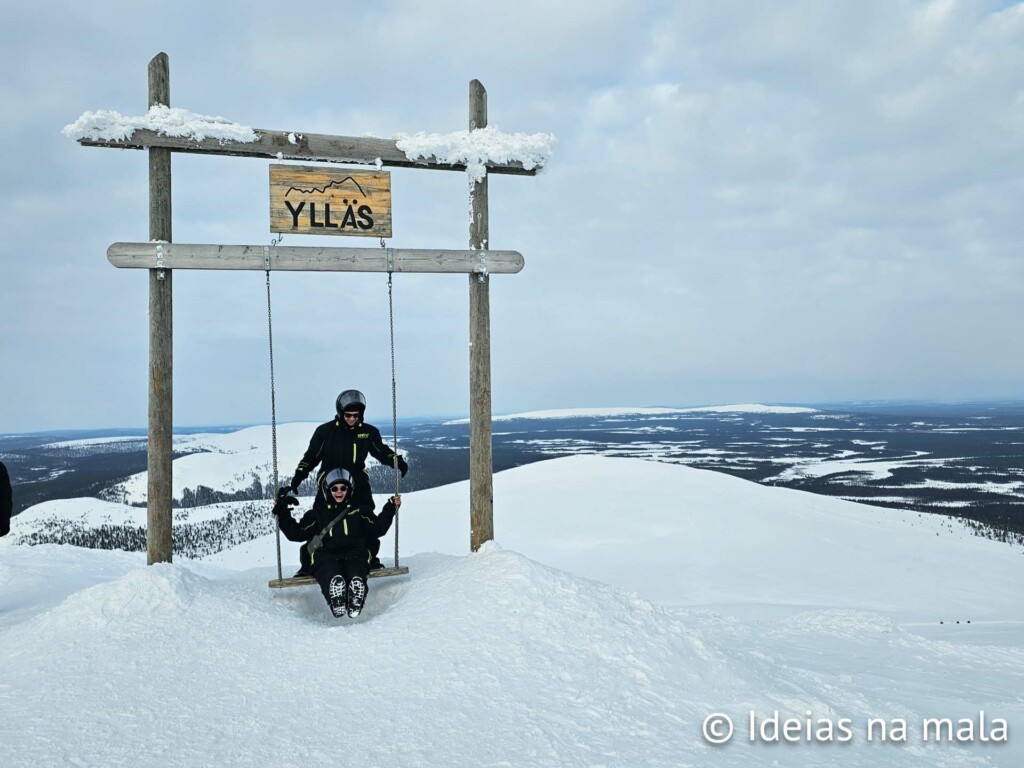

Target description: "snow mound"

left=0, top=545, right=743, bottom=766
left=46, top=562, right=205, bottom=628
left=3, top=522, right=1023, bottom=764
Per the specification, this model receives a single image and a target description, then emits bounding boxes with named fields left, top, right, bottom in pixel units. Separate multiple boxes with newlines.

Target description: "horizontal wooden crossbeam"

left=107, top=242, right=525, bottom=274
left=79, top=128, right=540, bottom=175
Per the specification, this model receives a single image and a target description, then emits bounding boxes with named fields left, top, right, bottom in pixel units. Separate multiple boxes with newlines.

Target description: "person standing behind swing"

left=274, top=467, right=401, bottom=618
left=279, top=389, right=408, bottom=571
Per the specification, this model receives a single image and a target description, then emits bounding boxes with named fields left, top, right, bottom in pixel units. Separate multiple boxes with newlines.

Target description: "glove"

left=272, top=494, right=299, bottom=515
left=395, top=456, right=409, bottom=478
left=276, top=485, right=292, bottom=501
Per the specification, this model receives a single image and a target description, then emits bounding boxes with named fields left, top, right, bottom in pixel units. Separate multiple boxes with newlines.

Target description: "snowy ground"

left=2, top=455, right=1022, bottom=767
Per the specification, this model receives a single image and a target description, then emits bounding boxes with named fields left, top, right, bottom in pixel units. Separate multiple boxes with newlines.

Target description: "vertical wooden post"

left=468, top=80, right=494, bottom=552
left=147, top=53, right=173, bottom=564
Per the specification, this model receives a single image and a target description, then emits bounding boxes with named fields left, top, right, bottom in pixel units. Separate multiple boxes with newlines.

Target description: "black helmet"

left=321, top=467, right=354, bottom=497
left=336, top=389, right=367, bottom=418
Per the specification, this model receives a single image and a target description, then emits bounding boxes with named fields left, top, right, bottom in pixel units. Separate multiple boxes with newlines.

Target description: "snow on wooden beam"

left=78, top=129, right=541, bottom=176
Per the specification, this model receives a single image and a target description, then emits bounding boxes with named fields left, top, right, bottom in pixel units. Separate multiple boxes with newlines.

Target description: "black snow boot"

left=328, top=575, right=347, bottom=618
left=347, top=577, right=367, bottom=617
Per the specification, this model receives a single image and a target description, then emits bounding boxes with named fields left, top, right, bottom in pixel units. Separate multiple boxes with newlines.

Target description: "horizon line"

left=4, top=397, right=1024, bottom=437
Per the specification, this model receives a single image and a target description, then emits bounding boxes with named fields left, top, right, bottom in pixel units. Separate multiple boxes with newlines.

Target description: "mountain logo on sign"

left=283, top=176, right=374, bottom=231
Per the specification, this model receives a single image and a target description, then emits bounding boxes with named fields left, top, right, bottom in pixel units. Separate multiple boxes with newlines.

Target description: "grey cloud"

left=1, top=1, right=1022, bottom=432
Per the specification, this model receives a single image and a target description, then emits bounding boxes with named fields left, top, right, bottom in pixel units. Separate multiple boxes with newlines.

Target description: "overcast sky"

left=2, top=0, right=1022, bottom=432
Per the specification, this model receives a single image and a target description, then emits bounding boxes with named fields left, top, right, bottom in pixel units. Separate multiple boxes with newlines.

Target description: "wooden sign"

left=269, top=164, right=392, bottom=237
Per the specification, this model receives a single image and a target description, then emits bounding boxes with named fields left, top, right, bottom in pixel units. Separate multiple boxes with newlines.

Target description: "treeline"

left=901, top=504, right=1024, bottom=548
left=19, top=502, right=277, bottom=559
left=20, top=523, right=148, bottom=552
left=108, top=463, right=419, bottom=510
left=178, top=477, right=279, bottom=509
left=957, top=514, right=1024, bottom=548
left=19, top=462, right=426, bottom=558
left=172, top=503, right=277, bottom=558
left=98, top=474, right=320, bottom=509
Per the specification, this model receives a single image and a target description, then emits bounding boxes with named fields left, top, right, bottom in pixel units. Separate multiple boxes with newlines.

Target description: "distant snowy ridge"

left=676, top=403, right=818, bottom=414
left=11, top=420, right=382, bottom=554
left=10, top=496, right=275, bottom=559
left=112, top=422, right=323, bottom=503
left=42, top=435, right=146, bottom=449
left=445, top=403, right=817, bottom=425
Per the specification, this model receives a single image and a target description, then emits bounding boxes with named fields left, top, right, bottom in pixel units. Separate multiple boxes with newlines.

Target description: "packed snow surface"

left=2, top=456, right=1022, bottom=767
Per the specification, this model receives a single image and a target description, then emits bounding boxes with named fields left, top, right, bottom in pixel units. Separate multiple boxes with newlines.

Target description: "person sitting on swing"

left=274, top=467, right=401, bottom=618
left=279, top=389, right=408, bottom=575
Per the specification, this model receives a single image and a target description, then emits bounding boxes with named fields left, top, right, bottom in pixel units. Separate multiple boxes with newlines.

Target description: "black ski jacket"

left=274, top=495, right=397, bottom=566
left=0, top=461, right=10, bottom=537
left=289, top=418, right=399, bottom=492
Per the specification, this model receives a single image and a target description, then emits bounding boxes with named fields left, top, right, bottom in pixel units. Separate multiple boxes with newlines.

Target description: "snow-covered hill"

left=114, top=422, right=323, bottom=503
left=2, top=456, right=1021, bottom=766
left=218, top=455, right=1023, bottom=620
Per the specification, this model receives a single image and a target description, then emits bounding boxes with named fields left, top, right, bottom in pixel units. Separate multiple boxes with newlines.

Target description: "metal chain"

left=266, top=236, right=283, bottom=581
left=384, top=237, right=401, bottom=568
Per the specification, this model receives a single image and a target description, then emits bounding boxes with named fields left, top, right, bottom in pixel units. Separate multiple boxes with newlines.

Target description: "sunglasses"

left=342, top=412, right=361, bottom=419
left=329, top=484, right=350, bottom=493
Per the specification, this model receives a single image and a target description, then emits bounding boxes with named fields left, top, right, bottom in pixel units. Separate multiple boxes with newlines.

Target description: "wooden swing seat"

left=268, top=566, right=409, bottom=589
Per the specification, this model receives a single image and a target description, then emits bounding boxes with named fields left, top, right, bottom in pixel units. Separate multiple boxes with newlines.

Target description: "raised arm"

left=272, top=497, right=318, bottom=542
left=368, top=495, right=401, bottom=537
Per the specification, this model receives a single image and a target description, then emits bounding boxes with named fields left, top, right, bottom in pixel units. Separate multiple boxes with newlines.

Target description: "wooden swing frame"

left=74, top=53, right=542, bottom=571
